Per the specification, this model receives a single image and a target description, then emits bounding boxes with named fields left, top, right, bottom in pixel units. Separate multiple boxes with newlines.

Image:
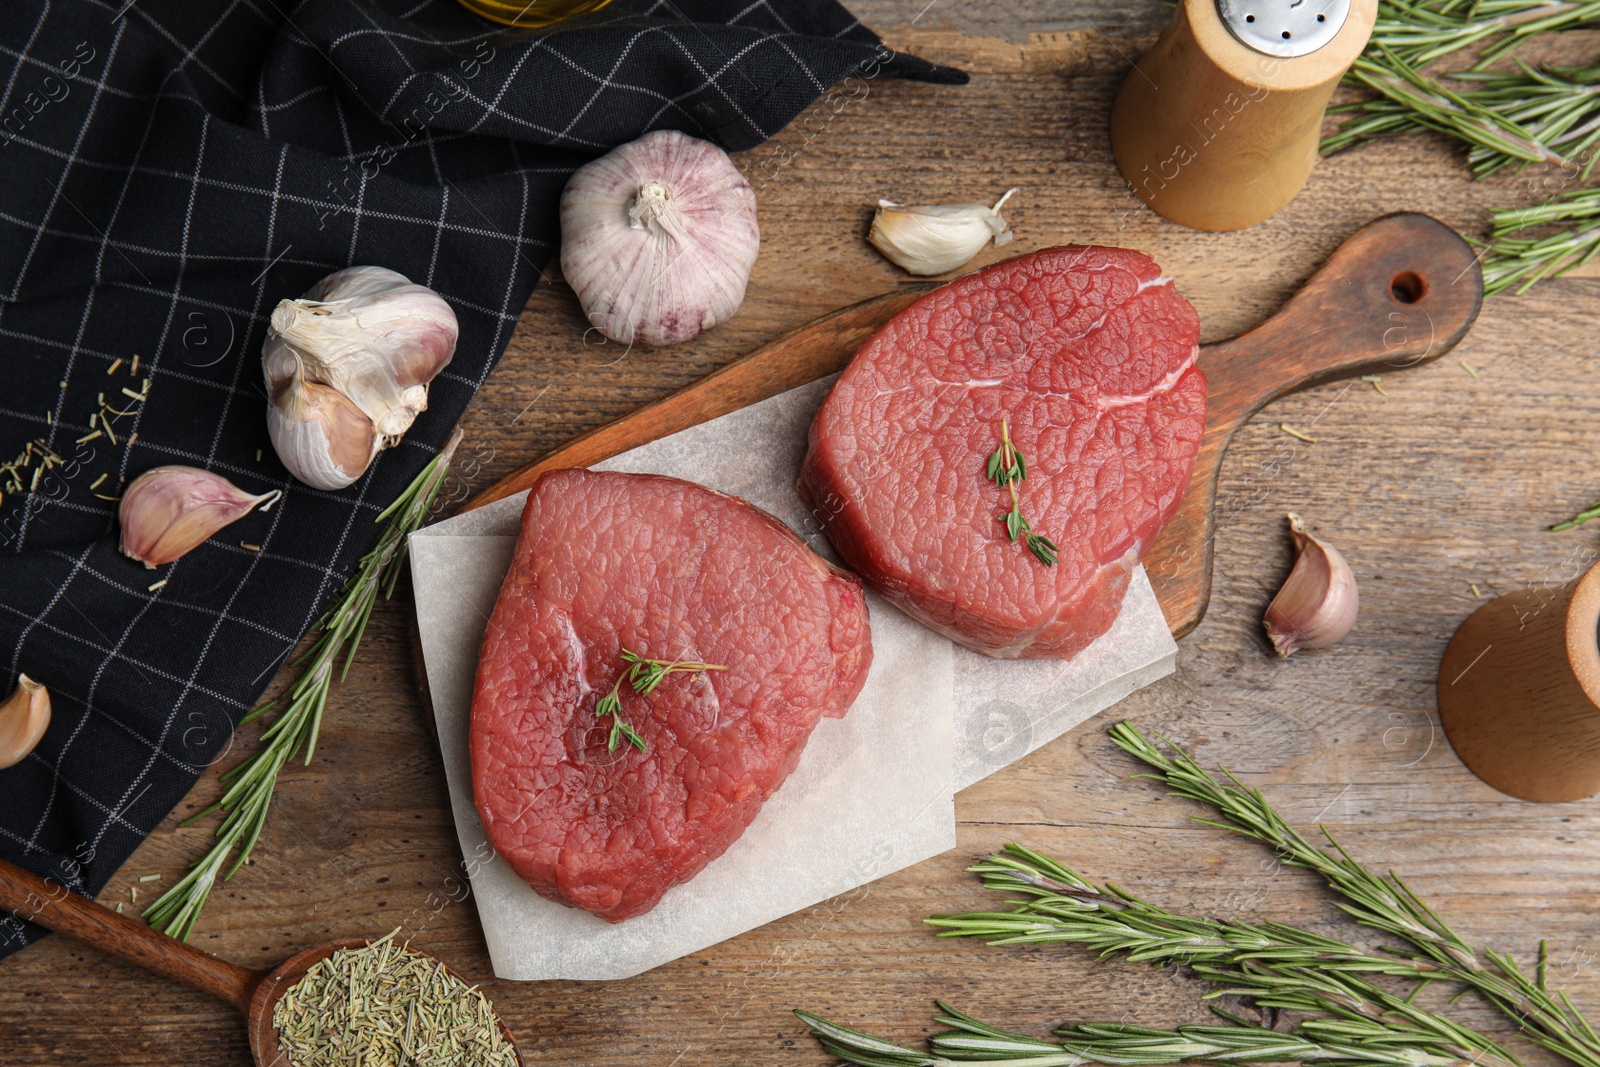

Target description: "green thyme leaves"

left=986, top=417, right=1058, bottom=567
left=594, top=648, right=728, bottom=754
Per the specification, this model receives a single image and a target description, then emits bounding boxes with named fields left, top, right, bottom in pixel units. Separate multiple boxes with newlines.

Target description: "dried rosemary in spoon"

left=273, top=930, right=517, bottom=1067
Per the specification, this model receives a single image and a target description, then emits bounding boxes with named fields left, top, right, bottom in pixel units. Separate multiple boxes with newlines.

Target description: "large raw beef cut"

left=471, top=469, right=872, bottom=922
left=798, top=246, right=1206, bottom=660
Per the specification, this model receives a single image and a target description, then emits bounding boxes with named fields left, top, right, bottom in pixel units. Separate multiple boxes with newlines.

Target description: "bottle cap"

left=1216, top=0, right=1351, bottom=57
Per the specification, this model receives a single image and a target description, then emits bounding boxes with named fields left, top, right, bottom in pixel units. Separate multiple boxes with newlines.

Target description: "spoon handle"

left=0, top=857, right=261, bottom=1011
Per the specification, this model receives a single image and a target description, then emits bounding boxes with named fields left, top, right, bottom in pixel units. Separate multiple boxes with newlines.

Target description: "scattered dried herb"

left=595, top=648, right=728, bottom=753
left=985, top=417, right=1058, bottom=567
left=273, top=931, right=517, bottom=1067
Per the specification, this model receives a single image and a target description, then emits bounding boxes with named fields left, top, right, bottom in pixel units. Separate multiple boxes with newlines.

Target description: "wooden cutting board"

left=463, top=212, right=1483, bottom=639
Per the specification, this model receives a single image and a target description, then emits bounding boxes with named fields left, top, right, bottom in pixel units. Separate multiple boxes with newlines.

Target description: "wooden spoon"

left=0, top=857, right=523, bottom=1066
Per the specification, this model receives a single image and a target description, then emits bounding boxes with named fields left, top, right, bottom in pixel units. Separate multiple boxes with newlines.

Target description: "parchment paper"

left=409, top=376, right=1177, bottom=980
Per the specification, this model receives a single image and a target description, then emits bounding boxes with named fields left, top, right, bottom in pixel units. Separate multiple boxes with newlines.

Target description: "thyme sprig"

left=594, top=648, right=727, bottom=753
left=987, top=417, right=1058, bottom=567
left=143, top=432, right=461, bottom=940
left=1110, top=723, right=1600, bottom=1067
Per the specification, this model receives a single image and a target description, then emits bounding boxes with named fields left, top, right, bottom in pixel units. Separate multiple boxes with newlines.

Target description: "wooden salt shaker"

left=1438, top=561, right=1600, bottom=803
left=1110, top=0, right=1376, bottom=232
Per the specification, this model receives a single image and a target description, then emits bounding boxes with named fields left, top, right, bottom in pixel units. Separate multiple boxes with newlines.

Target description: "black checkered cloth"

left=0, top=0, right=961, bottom=958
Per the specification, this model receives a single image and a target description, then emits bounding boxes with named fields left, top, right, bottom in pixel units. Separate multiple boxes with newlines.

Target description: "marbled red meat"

left=798, top=246, right=1205, bottom=660
left=470, top=469, right=872, bottom=922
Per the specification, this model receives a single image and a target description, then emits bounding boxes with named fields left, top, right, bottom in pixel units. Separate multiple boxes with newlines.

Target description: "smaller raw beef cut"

left=798, top=246, right=1206, bottom=660
left=471, top=469, right=872, bottom=923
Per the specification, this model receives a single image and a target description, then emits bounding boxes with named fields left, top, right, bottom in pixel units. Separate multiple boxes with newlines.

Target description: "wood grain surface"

left=8, top=7, right=1600, bottom=1066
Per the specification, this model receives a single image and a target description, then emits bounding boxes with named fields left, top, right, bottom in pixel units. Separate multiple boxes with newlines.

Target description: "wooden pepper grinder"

left=1110, top=0, right=1376, bottom=232
left=1438, top=560, right=1600, bottom=803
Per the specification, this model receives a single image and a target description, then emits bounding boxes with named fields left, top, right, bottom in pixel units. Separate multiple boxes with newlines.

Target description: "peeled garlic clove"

left=868, top=188, right=1019, bottom=276
left=267, top=377, right=383, bottom=491
left=119, top=466, right=283, bottom=568
left=560, top=130, right=760, bottom=347
left=1264, top=513, right=1358, bottom=658
left=0, top=675, right=49, bottom=770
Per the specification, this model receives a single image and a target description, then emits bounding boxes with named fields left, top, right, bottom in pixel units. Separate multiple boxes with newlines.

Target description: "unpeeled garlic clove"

left=263, top=266, right=457, bottom=489
left=0, top=675, right=50, bottom=770
left=868, top=188, right=1018, bottom=276
left=267, top=377, right=383, bottom=491
left=1263, top=513, right=1358, bottom=658
left=119, top=466, right=282, bottom=568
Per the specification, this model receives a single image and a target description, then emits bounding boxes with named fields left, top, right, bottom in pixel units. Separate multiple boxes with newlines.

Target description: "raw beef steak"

left=798, top=246, right=1205, bottom=660
left=471, top=469, right=872, bottom=923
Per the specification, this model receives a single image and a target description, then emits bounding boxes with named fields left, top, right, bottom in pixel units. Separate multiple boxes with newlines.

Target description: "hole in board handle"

left=1390, top=270, right=1427, bottom=304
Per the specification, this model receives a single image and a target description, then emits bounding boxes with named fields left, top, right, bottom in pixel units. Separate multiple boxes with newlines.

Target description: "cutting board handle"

left=1143, top=212, right=1484, bottom=637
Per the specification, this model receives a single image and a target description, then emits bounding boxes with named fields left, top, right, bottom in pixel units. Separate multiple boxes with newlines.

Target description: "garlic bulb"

left=560, top=130, right=760, bottom=347
left=869, top=188, right=1019, bottom=276
left=264, top=266, right=457, bottom=490
left=0, top=674, right=49, bottom=770
left=119, top=466, right=282, bottom=568
left=1263, top=514, right=1358, bottom=658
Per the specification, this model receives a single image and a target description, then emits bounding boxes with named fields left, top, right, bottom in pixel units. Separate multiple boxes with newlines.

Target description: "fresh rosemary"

left=797, top=723, right=1600, bottom=1067
left=1481, top=186, right=1600, bottom=294
left=1325, top=1, right=1600, bottom=172
left=927, top=844, right=1518, bottom=1067
left=798, top=1003, right=1504, bottom=1067
left=1110, top=722, right=1600, bottom=1067
left=594, top=648, right=727, bottom=753
left=987, top=417, right=1059, bottom=567
left=143, top=433, right=461, bottom=940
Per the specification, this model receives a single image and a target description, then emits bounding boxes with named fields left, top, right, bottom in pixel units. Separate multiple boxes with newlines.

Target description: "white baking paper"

left=409, top=376, right=1177, bottom=981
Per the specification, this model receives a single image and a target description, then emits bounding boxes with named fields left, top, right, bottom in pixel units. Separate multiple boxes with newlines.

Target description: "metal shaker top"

left=1216, top=0, right=1352, bottom=58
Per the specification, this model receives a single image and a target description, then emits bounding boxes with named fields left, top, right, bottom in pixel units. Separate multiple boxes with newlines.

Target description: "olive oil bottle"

left=457, top=0, right=613, bottom=28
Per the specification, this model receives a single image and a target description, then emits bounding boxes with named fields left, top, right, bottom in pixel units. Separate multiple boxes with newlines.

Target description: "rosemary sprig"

left=1481, top=186, right=1600, bottom=295
left=142, top=432, right=461, bottom=940
left=1370, top=1, right=1600, bottom=70
left=593, top=648, right=727, bottom=753
left=1322, top=2, right=1600, bottom=183
left=1110, top=722, right=1600, bottom=1067
left=1333, top=50, right=1565, bottom=169
left=1551, top=496, right=1600, bottom=531
left=928, top=846, right=1518, bottom=1067
left=987, top=417, right=1058, bottom=567
left=797, top=1003, right=1499, bottom=1067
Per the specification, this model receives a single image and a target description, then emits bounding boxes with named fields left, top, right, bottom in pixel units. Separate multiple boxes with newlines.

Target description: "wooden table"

left=7, top=4, right=1600, bottom=1063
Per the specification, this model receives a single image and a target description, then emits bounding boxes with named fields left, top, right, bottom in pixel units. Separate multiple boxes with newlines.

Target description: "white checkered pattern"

left=0, top=0, right=958, bottom=956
